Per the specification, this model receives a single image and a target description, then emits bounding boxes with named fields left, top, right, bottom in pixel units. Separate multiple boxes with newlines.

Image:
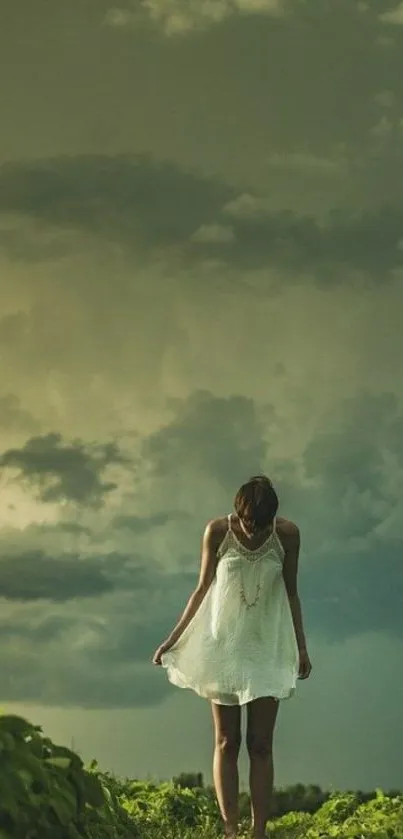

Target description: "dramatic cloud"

left=0, top=433, right=128, bottom=507
left=105, top=0, right=287, bottom=36
left=0, top=561, right=196, bottom=707
left=0, top=156, right=233, bottom=259
left=290, top=391, right=403, bottom=642
left=142, top=390, right=270, bottom=490
left=0, top=550, right=115, bottom=601
left=380, top=2, right=403, bottom=25
left=1, top=156, right=403, bottom=279
left=140, top=388, right=403, bottom=646
left=0, top=383, right=401, bottom=709
left=1, top=0, right=403, bottom=789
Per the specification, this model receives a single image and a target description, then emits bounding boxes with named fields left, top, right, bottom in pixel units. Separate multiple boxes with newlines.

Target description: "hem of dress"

left=161, top=662, right=297, bottom=705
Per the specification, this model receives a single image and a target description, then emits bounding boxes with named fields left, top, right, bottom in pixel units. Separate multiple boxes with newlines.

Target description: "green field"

left=0, top=712, right=402, bottom=838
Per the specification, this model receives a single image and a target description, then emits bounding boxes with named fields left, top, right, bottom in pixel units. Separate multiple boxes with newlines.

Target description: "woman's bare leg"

left=211, top=702, right=242, bottom=837
left=246, top=697, right=279, bottom=839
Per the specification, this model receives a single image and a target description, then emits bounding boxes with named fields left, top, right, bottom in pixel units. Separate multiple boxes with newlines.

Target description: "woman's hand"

left=152, top=640, right=173, bottom=666
left=298, top=647, right=312, bottom=680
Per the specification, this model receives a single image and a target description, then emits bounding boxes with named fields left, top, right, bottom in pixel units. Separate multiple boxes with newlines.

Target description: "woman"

left=152, top=475, right=312, bottom=839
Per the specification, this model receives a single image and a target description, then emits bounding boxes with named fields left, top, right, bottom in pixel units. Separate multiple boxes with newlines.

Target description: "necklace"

left=239, top=559, right=263, bottom=608
left=235, top=517, right=274, bottom=609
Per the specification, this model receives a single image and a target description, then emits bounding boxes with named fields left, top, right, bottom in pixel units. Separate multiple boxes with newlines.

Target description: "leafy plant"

left=0, top=712, right=402, bottom=839
left=0, top=713, right=135, bottom=839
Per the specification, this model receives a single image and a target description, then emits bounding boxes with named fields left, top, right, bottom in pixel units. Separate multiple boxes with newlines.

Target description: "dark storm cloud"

left=221, top=203, right=403, bottom=276
left=138, top=387, right=403, bottom=645
left=0, top=154, right=232, bottom=257
left=302, top=391, right=400, bottom=533
left=0, top=391, right=401, bottom=706
left=78, top=569, right=197, bottom=667
left=0, top=651, right=172, bottom=709
left=1, top=384, right=402, bottom=708
left=0, top=564, right=195, bottom=707
left=297, top=390, right=403, bottom=641
left=0, top=548, right=173, bottom=604
left=142, top=389, right=270, bottom=489
left=0, top=432, right=129, bottom=507
left=0, top=550, right=118, bottom=602
left=1, top=155, right=403, bottom=277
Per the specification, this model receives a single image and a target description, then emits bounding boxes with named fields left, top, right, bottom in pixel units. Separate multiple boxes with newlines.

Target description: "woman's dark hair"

left=234, top=475, right=278, bottom=532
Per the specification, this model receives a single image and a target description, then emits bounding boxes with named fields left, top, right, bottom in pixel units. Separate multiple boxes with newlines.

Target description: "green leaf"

left=0, top=715, right=34, bottom=739
left=28, top=734, right=45, bottom=759
left=83, top=773, right=106, bottom=808
left=45, top=757, right=72, bottom=770
left=48, top=787, right=77, bottom=826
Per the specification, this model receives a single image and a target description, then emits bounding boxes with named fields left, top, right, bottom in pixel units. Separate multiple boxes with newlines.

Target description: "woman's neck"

left=237, top=515, right=273, bottom=542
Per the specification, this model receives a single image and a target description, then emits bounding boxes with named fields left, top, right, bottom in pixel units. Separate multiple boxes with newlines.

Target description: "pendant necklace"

left=240, top=561, right=262, bottom=609
left=237, top=519, right=273, bottom=609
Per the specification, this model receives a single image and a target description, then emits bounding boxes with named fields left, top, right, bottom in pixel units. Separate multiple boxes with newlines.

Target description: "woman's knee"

left=212, top=703, right=241, bottom=757
left=246, top=696, right=278, bottom=758
left=246, top=735, right=273, bottom=759
left=215, top=731, right=242, bottom=757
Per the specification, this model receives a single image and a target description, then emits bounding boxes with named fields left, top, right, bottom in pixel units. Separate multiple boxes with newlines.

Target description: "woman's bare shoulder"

left=276, top=516, right=300, bottom=539
left=203, top=516, right=229, bottom=543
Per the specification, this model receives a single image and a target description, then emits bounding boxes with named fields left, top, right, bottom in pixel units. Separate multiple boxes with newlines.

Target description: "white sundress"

left=161, top=514, right=300, bottom=705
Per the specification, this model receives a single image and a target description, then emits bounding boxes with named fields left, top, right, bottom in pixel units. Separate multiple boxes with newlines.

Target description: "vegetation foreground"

left=0, top=713, right=402, bottom=839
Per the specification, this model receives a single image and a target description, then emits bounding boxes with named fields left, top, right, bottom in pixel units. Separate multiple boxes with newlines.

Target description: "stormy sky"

left=1, top=0, right=403, bottom=791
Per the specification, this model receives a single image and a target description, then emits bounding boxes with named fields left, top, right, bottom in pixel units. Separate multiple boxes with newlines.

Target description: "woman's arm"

left=281, top=522, right=308, bottom=652
left=156, top=519, right=222, bottom=653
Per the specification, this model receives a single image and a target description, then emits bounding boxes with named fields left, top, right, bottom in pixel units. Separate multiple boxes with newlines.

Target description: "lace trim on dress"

left=217, top=516, right=284, bottom=562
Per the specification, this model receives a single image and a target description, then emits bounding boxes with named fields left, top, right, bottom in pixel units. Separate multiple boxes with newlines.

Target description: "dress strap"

left=228, top=513, right=232, bottom=531
left=272, top=515, right=276, bottom=533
